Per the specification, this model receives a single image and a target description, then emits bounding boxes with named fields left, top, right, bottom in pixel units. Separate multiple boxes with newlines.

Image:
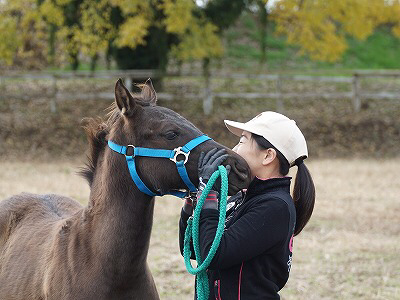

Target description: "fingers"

left=225, top=165, right=231, bottom=176
left=198, top=151, right=205, bottom=169
left=211, top=154, right=229, bottom=169
left=202, top=148, right=218, bottom=165
left=208, top=148, right=227, bottom=165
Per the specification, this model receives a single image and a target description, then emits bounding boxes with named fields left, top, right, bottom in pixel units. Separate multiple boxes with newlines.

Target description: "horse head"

left=107, top=78, right=251, bottom=196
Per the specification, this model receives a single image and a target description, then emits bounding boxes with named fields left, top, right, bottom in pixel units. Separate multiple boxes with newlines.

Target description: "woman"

left=179, top=111, right=315, bottom=300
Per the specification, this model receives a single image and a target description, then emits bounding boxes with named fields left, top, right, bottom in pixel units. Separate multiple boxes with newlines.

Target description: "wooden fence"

left=1, top=70, right=399, bottom=114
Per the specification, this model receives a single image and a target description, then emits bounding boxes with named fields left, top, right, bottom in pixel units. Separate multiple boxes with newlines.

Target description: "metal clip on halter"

left=170, top=147, right=190, bottom=164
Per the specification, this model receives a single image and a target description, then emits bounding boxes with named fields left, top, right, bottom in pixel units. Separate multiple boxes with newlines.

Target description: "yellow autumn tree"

left=40, top=0, right=115, bottom=69
left=161, top=0, right=223, bottom=61
left=5, top=0, right=399, bottom=68
left=0, top=0, right=48, bottom=68
left=0, top=0, right=225, bottom=69
left=271, top=0, right=400, bottom=62
left=111, top=0, right=223, bottom=62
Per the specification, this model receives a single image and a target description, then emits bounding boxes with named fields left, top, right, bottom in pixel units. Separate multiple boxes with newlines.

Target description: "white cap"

left=224, top=112, right=308, bottom=166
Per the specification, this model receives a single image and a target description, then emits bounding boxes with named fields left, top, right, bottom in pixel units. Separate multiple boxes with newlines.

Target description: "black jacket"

left=179, top=177, right=296, bottom=300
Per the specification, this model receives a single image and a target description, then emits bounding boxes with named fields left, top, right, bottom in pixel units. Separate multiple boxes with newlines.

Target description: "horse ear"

left=141, top=78, right=157, bottom=105
left=115, top=78, right=136, bottom=116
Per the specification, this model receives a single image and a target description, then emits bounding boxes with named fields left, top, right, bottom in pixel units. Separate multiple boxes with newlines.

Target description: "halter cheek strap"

left=108, top=135, right=212, bottom=198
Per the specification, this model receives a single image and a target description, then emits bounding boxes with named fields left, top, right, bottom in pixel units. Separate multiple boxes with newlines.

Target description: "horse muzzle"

left=223, top=152, right=251, bottom=195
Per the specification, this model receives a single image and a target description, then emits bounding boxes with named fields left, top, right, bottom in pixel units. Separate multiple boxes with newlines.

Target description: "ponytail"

left=252, top=133, right=315, bottom=236
left=293, top=160, right=315, bottom=236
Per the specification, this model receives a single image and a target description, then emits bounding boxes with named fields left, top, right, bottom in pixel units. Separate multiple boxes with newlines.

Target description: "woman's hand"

left=198, top=148, right=231, bottom=188
left=197, top=148, right=231, bottom=210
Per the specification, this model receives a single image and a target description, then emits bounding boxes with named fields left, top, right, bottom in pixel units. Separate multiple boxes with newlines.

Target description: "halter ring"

left=125, top=145, right=135, bottom=157
left=170, top=147, right=190, bottom=164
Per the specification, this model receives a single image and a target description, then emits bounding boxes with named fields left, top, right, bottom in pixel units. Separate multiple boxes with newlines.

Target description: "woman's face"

left=232, top=131, right=264, bottom=178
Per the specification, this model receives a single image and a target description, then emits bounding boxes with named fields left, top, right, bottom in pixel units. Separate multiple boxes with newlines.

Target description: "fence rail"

left=1, top=70, right=399, bottom=114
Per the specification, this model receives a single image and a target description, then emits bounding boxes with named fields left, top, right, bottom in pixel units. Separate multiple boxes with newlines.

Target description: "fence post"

left=125, top=77, right=132, bottom=92
left=352, top=73, right=361, bottom=113
left=276, top=75, right=284, bottom=112
left=0, top=76, right=4, bottom=101
left=203, top=79, right=213, bottom=115
left=203, top=59, right=213, bottom=115
left=50, top=75, right=57, bottom=113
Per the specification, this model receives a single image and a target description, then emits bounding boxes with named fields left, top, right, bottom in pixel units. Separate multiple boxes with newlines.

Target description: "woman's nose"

left=232, top=144, right=239, bottom=153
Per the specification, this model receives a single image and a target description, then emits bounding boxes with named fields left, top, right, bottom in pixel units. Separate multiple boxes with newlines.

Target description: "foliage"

left=0, top=16, right=20, bottom=65
left=0, top=0, right=226, bottom=70
left=225, top=12, right=400, bottom=70
left=271, top=0, right=400, bottom=62
left=161, top=0, right=224, bottom=61
left=0, top=0, right=48, bottom=69
left=1, top=0, right=400, bottom=69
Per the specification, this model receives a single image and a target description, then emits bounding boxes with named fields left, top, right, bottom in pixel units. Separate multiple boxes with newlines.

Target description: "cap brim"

left=224, top=120, right=248, bottom=137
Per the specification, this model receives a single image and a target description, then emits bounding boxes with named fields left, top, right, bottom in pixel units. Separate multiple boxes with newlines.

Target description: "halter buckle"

left=125, top=145, right=135, bottom=157
left=170, top=147, right=190, bottom=164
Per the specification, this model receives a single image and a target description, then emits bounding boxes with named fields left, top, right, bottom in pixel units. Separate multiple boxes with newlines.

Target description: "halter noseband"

left=108, top=135, right=211, bottom=198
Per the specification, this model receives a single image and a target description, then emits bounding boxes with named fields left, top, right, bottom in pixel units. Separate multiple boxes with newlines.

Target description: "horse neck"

left=86, top=152, right=155, bottom=272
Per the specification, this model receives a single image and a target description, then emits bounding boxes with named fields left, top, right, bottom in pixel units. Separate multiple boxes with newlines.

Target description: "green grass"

left=341, top=27, right=400, bottom=69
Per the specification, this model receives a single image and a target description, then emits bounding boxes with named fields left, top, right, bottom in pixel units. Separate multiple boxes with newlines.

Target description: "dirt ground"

left=0, top=158, right=399, bottom=299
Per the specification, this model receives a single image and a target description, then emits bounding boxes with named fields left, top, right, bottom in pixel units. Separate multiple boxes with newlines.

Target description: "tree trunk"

left=258, top=0, right=268, bottom=66
left=106, top=43, right=112, bottom=70
left=48, top=24, right=57, bottom=67
left=70, top=53, right=79, bottom=71
left=90, top=53, right=98, bottom=72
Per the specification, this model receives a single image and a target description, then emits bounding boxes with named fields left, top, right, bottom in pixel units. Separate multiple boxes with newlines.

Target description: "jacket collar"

left=245, top=176, right=291, bottom=198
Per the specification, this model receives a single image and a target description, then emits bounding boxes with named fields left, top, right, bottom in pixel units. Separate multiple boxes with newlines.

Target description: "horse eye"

left=165, top=131, right=178, bottom=140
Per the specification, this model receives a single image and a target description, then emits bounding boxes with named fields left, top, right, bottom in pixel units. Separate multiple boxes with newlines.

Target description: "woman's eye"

left=165, top=131, right=178, bottom=140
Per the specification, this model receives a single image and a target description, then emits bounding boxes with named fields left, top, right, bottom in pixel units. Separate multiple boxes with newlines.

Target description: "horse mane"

left=79, top=85, right=154, bottom=187
left=79, top=103, right=118, bottom=187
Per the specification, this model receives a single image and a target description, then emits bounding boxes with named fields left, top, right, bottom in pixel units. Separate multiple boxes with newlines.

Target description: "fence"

left=1, top=70, right=399, bottom=114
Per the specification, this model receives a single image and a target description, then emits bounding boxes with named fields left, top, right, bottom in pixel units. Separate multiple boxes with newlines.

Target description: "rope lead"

left=183, top=165, right=229, bottom=300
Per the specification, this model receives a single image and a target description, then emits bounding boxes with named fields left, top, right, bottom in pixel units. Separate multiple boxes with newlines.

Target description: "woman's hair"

left=252, top=133, right=315, bottom=236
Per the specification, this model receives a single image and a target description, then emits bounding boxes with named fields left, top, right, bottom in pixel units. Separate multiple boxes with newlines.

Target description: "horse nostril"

left=235, top=162, right=247, bottom=174
left=233, top=162, right=249, bottom=181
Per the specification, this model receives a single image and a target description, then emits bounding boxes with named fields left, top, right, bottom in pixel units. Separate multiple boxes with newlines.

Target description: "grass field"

left=0, top=159, right=399, bottom=299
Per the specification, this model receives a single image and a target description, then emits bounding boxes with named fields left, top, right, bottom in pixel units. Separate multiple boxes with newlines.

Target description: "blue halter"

left=108, top=135, right=212, bottom=198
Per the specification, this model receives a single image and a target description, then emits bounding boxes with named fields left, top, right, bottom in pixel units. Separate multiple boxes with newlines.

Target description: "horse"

left=0, top=79, right=251, bottom=300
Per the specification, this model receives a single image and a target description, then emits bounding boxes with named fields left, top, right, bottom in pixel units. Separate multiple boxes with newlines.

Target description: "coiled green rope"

left=183, top=165, right=229, bottom=300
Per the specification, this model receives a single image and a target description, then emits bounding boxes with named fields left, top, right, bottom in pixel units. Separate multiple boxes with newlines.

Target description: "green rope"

left=183, top=165, right=229, bottom=300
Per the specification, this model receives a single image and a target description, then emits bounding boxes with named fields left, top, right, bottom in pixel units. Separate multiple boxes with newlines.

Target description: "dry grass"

left=0, top=159, right=399, bottom=299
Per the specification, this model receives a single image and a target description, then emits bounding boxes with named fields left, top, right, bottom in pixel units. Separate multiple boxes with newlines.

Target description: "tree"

left=257, top=0, right=268, bottom=65
left=110, top=0, right=227, bottom=71
left=3, top=0, right=399, bottom=70
left=0, top=0, right=48, bottom=69
left=41, top=0, right=113, bottom=70
left=0, top=0, right=247, bottom=71
left=270, top=0, right=400, bottom=62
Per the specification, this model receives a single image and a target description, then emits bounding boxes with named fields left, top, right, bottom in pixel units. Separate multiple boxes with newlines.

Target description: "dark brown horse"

left=0, top=79, right=251, bottom=299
